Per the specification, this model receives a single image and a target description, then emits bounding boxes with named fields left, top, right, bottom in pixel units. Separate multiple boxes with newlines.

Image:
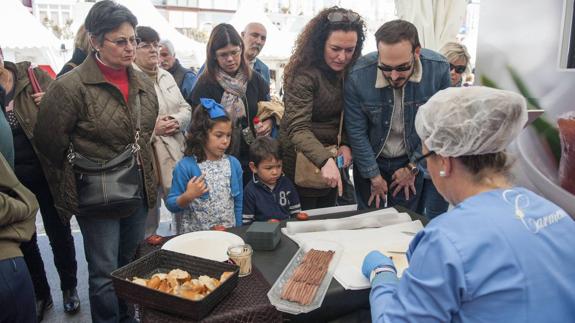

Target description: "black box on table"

left=246, top=221, right=281, bottom=250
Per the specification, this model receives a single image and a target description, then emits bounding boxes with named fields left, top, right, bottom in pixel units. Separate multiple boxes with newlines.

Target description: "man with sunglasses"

left=344, top=20, right=450, bottom=211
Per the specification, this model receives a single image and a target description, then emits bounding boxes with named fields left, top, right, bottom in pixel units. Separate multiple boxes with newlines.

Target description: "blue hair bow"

left=200, top=98, right=227, bottom=119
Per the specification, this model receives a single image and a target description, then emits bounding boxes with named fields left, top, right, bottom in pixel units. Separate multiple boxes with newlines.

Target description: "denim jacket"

left=344, top=49, right=450, bottom=179
left=166, top=155, right=243, bottom=226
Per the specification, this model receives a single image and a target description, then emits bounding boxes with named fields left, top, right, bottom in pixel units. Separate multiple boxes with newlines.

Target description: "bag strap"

left=68, top=94, right=142, bottom=164
left=27, top=67, right=42, bottom=94
left=132, top=94, right=141, bottom=153
left=336, top=75, right=345, bottom=148
left=336, top=111, right=343, bottom=148
left=65, top=62, right=77, bottom=70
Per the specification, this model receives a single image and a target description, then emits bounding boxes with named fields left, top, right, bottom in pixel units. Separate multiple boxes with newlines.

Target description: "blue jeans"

left=416, top=178, right=449, bottom=220
left=77, top=205, right=148, bottom=323
left=0, top=257, right=36, bottom=323
left=354, top=155, right=423, bottom=211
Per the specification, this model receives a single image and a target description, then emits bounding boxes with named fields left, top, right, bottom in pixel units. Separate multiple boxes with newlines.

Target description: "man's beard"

left=384, top=68, right=415, bottom=89
left=249, top=45, right=262, bottom=57
left=386, top=76, right=407, bottom=89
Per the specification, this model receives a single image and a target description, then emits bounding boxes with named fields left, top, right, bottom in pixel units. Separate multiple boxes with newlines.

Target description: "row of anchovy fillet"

left=280, top=249, right=335, bottom=305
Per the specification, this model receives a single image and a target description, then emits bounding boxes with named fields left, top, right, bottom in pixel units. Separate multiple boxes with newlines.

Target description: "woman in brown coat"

left=280, top=7, right=365, bottom=209
left=0, top=46, right=80, bottom=320
left=34, top=1, right=158, bottom=322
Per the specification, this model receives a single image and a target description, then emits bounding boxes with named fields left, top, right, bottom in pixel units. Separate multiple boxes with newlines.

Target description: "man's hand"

left=321, top=158, right=343, bottom=196
left=155, top=116, right=180, bottom=136
left=256, top=118, right=273, bottom=137
left=368, top=175, right=388, bottom=208
left=31, top=92, right=44, bottom=106
left=390, top=167, right=416, bottom=200
left=338, top=145, right=352, bottom=168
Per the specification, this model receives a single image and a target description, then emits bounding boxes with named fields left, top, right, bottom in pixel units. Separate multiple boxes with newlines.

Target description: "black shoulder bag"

left=67, top=96, right=144, bottom=217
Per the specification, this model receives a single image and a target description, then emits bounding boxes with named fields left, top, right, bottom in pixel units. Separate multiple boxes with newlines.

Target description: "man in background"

left=159, top=39, right=198, bottom=99
left=241, top=22, right=270, bottom=85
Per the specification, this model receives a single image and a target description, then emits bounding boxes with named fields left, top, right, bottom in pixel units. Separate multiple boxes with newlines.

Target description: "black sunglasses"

left=378, top=56, right=414, bottom=73
left=450, top=63, right=466, bottom=74
left=327, top=11, right=360, bottom=23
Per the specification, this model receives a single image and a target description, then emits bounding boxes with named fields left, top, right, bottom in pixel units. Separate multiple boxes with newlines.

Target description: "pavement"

left=36, top=204, right=173, bottom=323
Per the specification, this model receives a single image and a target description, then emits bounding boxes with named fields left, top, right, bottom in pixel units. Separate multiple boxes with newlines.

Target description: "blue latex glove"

left=362, top=250, right=395, bottom=278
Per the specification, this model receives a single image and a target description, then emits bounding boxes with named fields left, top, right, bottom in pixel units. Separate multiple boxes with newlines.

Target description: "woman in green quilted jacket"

left=34, top=1, right=159, bottom=322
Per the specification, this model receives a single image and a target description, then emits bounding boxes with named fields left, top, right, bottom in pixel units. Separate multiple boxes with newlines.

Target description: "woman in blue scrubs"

left=362, top=86, right=575, bottom=322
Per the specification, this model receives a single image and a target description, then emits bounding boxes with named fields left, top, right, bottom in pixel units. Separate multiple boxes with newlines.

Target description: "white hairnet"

left=415, top=86, right=528, bottom=157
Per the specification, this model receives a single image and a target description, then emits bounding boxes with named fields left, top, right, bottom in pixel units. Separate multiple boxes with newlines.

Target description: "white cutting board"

left=283, top=220, right=423, bottom=290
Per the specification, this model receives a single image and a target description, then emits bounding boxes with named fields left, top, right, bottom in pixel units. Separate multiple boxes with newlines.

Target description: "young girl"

left=166, top=98, right=243, bottom=233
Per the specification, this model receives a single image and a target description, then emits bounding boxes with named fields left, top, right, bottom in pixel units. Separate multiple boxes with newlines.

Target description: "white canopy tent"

left=0, top=0, right=65, bottom=71
left=394, top=0, right=467, bottom=51
left=228, top=2, right=296, bottom=60
left=117, top=0, right=206, bottom=67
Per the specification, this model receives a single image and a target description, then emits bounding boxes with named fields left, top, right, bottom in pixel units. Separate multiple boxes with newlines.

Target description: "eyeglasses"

left=378, top=56, right=414, bottom=73
left=327, top=11, right=360, bottom=23
left=216, top=49, right=241, bottom=60
left=413, top=150, right=436, bottom=165
left=137, top=41, right=160, bottom=50
left=104, top=37, right=140, bottom=48
left=450, top=63, right=466, bottom=74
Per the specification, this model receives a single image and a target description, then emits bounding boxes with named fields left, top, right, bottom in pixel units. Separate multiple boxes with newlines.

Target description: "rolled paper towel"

left=286, top=209, right=411, bottom=235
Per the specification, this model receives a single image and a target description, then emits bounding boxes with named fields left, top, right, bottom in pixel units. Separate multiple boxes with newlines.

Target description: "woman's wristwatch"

left=406, top=162, right=419, bottom=176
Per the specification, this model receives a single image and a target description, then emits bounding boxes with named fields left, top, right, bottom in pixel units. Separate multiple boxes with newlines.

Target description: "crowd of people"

left=1, top=1, right=574, bottom=323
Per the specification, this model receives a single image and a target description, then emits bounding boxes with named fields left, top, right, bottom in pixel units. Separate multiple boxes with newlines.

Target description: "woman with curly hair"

left=279, top=7, right=365, bottom=210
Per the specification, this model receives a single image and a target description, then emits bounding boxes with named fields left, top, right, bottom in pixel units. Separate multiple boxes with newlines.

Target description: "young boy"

left=243, top=137, right=301, bottom=224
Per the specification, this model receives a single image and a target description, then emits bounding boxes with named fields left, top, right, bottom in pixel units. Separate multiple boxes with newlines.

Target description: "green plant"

left=480, top=68, right=561, bottom=162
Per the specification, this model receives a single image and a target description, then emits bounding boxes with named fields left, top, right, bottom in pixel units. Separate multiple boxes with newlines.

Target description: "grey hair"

left=159, top=39, right=175, bottom=56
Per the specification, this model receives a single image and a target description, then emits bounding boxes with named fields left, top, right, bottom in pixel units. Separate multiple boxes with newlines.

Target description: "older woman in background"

left=133, top=26, right=191, bottom=240
left=280, top=7, right=365, bottom=209
left=34, top=1, right=159, bottom=322
left=440, top=41, right=471, bottom=87
left=362, top=87, right=575, bottom=322
left=189, top=23, right=269, bottom=185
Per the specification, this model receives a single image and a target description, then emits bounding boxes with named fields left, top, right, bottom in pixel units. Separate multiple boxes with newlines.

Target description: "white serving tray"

left=267, top=240, right=343, bottom=315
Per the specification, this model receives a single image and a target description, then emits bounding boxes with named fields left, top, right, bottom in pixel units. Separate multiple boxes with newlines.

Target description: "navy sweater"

left=243, top=175, right=301, bottom=223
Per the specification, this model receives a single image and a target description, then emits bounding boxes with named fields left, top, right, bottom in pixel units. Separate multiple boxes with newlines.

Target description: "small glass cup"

left=227, top=244, right=253, bottom=277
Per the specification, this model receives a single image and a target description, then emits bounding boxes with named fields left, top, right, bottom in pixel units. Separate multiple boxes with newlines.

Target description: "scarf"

left=215, top=68, right=248, bottom=121
left=138, top=64, right=159, bottom=81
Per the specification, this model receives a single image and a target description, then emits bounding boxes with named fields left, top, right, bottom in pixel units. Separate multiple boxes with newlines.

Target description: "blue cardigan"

left=166, top=155, right=243, bottom=227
